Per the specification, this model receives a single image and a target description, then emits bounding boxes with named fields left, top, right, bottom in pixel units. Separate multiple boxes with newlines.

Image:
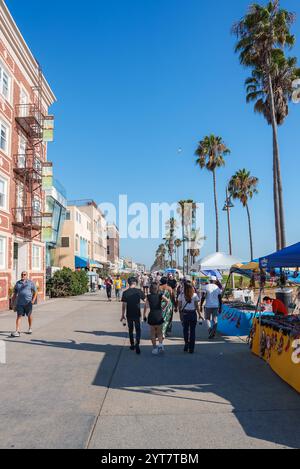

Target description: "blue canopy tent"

left=259, top=242, right=300, bottom=269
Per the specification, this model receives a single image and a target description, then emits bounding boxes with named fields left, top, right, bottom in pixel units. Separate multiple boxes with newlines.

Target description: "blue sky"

left=6, top=0, right=300, bottom=267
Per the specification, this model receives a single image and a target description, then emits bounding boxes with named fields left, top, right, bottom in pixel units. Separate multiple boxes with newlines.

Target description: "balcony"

left=13, top=152, right=43, bottom=181
left=12, top=207, right=43, bottom=232
left=15, top=104, right=44, bottom=139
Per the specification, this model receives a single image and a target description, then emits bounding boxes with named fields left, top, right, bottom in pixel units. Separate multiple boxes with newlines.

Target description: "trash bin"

left=276, top=289, right=293, bottom=310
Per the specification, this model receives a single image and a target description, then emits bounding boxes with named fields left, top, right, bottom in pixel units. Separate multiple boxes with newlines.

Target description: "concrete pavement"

left=0, top=291, right=299, bottom=449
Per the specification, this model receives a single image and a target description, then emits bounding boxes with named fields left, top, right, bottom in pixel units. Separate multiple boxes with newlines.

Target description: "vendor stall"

left=252, top=242, right=300, bottom=393
left=250, top=315, right=300, bottom=394
left=218, top=262, right=261, bottom=337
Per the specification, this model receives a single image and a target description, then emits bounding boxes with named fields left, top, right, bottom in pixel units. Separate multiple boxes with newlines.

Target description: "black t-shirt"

left=122, top=288, right=145, bottom=320
left=168, top=279, right=177, bottom=290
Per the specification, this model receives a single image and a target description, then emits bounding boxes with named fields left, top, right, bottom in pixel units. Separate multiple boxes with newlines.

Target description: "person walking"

left=114, top=275, right=123, bottom=302
left=201, top=276, right=223, bottom=340
left=121, top=277, right=145, bottom=355
left=11, top=272, right=38, bottom=338
left=159, top=278, right=173, bottom=339
left=178, top=281, right=202, bottom=354
left=142, top=274, right=150, bottom=295
left=105, top=277, right=113, bottom=302
left=98, top=277, right=103, bottom=291
left=143, top=283, right=169, bottom=355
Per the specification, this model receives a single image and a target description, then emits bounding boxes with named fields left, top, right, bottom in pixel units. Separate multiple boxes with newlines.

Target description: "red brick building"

left=0, top=1, right=56, bottom=310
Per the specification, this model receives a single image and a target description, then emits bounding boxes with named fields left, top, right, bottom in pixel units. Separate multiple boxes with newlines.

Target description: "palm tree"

left=178, top=200, right=194, bottom=275
left=229, top=169, right=259, bottom=261
left=165, top=217, right=177, bottom=266
left=233, top=0, right=296, bottom=250
left=175, top=239, right=182, bottom=269
left=245, top=51, right=300, bottom=126
left=195, top=135, right=230, bottom=252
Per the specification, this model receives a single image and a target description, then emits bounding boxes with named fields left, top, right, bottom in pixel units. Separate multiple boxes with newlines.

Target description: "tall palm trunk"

left=213, top=169, right=219, bottom=252
left=246, top=204, right=254, bottom=261
left=267, top=67, right=286, bottom=250
left=182, top=218, right=185, bottom=275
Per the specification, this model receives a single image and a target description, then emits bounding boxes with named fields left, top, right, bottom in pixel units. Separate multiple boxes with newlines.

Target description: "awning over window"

left=89, top=260, right=103, bottom=269
left=75, top=256, right=89, bottom=268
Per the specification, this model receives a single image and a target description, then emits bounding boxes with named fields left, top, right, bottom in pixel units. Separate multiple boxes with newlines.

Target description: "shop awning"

left=75, top=256, right=89, bottom=268
left=259, top=242, right=300, bottom=269
left=89, top=260, right=103, bottom=269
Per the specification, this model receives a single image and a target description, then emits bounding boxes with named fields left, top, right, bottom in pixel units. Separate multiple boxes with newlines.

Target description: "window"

left=0, top=176, right=7, bottom=210
left=0, top=121, right=8, bottom=153
left=66, top=211, right=71, bottom=221
left=0, top=63, right=10, bottom=100
left=75, top=236, right=79, bottom=252
left=18, top=135, right=27, bottom=169
left=61, top=237, right=70, bottom=248
left=107, top=246, right=110, bottom=256
left=0, top=237, right=6, bottom=269
left=32, top=245, right=42, bottom=271
left=76, top=212, right=81, bottom=224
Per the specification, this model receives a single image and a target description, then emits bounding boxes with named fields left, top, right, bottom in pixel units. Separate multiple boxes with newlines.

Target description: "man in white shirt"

left=201, top=276, right=223, bottom=339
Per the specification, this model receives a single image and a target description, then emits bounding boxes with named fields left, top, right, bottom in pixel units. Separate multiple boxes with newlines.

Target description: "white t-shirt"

left=204, top=284, right=222, bottom=308
left=179, top=293, right=200, bottom=311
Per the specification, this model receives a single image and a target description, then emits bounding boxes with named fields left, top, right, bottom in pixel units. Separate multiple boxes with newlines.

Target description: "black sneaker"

left=130, top=345, right=135, bottom=351
left=184, top=344, right=189, bottom=353
left=135, top=345, right=141, bottom=355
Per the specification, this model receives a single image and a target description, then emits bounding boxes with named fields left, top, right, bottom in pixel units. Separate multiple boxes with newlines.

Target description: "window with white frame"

left=75, top=235, right=79, bottom=252
left=0, top=237, right=6, bottom=269
left=0, top=121, right=8, bottom=153
left=32, top=245, right=42, bottom=271
left=0, top=175, right=8, bottom=210
left=0, top=63, right=10, bottom=101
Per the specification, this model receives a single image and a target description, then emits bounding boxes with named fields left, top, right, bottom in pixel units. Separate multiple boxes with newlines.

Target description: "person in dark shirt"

left=121, top=277, right=145, bottom=355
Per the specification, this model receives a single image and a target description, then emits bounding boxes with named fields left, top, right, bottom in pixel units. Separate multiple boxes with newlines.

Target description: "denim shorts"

left=17, top=303, right=33, bottom=317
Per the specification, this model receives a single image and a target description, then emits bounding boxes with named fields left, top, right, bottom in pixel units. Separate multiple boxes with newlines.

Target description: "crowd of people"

left=119, top=273, right=223, bottom=356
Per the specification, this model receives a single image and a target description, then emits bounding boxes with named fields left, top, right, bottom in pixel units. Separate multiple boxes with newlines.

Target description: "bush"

left=47, top=268, right=89, bottom=298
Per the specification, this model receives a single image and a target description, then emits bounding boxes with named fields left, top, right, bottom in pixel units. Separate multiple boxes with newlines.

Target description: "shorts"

left=205, top=307, right=219, bottom=321
left=17, top=303, right=33, bottom=317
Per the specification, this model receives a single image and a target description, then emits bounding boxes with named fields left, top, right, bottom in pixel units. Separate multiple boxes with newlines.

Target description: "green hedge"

left=47, top=268, right=89, bottom=298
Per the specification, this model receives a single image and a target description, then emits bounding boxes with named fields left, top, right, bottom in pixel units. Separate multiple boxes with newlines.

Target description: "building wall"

left=0, top=2, right=55, bottom=310
left=53, top=206, right=92, bottom=270
left=107, top=224, right=120, bottom=266
left=79, top=205, right=107, bottom=264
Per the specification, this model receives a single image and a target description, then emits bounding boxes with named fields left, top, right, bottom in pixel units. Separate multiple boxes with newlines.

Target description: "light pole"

left=223, top=187, right=234, bottom=256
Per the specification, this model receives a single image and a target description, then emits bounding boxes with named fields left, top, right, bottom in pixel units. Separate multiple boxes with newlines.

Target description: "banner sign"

left=43, top=116, right=55, bottom=142
left=42, top=162, right=53, bottom=191
left=42, top=212, right=54, bottom=243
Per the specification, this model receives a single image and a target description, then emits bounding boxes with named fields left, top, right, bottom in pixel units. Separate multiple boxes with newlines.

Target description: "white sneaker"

left=11, top=331, right=20, bottom=338
left=152, top=348, right=159, bottom=355
left=27, top=329, right=33, bottom=335
left=158, top=345, right=165, bottom=354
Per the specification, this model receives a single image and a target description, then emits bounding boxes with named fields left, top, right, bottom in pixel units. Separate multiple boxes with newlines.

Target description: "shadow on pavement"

left=8, top=320, right=300, bottom=449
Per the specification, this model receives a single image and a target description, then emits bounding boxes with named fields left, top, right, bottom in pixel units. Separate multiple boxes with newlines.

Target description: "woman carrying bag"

left=178, top=281, right=202, bottom=354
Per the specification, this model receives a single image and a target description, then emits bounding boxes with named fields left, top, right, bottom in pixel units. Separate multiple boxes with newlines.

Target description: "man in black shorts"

left=121, top=277, right=145, bottom=355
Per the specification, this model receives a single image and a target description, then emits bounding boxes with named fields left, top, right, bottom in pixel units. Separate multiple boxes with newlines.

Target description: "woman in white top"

left=178, top=281, right=202, bottom=354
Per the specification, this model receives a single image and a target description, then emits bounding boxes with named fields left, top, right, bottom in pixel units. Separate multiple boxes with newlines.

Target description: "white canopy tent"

left=191, top=252, right=243, bottom=272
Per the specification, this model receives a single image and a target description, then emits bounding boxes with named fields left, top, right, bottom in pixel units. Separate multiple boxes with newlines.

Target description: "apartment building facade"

left=76, top=200, right=107, bottom=267
left=53, top=200, right=108, bottom=270
left=0, top=1, right=56, bottom=309
left=53, top=205, right=92, bottom=270
left=107, top=224, right=120, bottom=270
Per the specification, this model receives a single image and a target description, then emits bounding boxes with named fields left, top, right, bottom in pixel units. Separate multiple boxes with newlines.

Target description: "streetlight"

left=223, top=187, right=234, bottom=256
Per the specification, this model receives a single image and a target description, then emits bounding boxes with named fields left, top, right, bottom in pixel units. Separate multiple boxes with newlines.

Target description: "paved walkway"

left=0, top=291, right=299, bottom=449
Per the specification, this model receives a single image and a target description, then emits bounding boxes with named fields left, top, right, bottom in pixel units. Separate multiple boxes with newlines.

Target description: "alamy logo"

left=291, top=339, right=300, bottom=365
left=0, top=340, right=6, bottom=365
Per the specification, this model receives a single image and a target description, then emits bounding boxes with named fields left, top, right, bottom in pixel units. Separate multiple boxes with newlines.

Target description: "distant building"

left=107, top=224, right=120, bottom=269
left=53, top=200, right=107, bottom=270
left=0, top=1, right=56, bottom=309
